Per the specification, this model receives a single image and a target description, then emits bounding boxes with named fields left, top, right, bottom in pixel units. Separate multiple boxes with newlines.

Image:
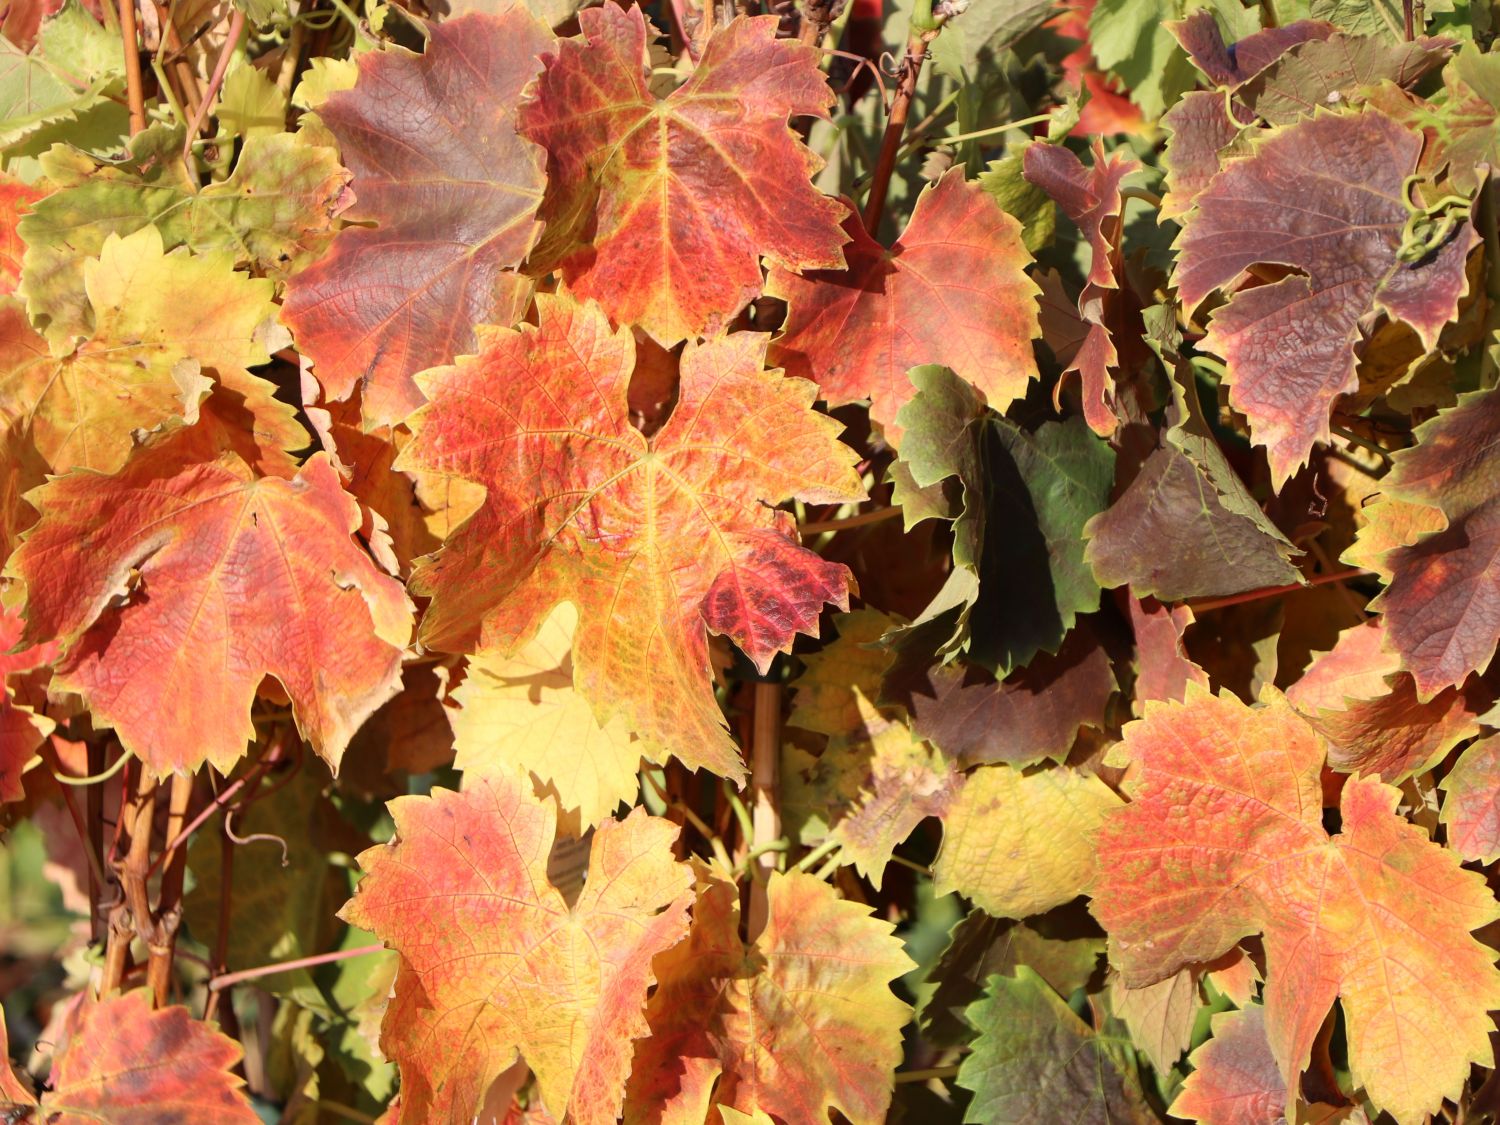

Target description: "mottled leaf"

left=1175, top=109, right=1476, bottom=485
left=1440, top=735, right=1500, bottom=865
left=1344, top=388, right=1500, bottom=698
left=518, top=7, right=846, bottom=345
left=1170, top=1004, right=1287, bottom=1125
left=282, top=12, right=550, bottom=427
left=400, top=294, right=862, bottom=780
left=6, top=435, right=411, bottom=775
left=341, top=774, right=693, bottom=1125
left=955, top=967, right=1154, bottom=1124
left=766, top=169, right=1038, bottom=440
left=1093, top=686, right=1500, bottom=1123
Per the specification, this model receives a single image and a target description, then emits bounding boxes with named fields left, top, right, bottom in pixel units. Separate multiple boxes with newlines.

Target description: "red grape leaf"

left=282, top=12, right=550, bottom=428
left=0, top=173, right=40, bottom=295
left=517, top=7, right=847, bottom=345
left=1160, top=91, right=1252, bottom=221
left=1441, top=735, right=1500, bottom=864
left=1344, top=388, right=1500, bottom=698
left=23, top=989, right=258, bottom=1123
left=399, top=294, right=862, bottom=780
left=1285, top=619, right=1486, bottom=780
left=1240, top=33, right=1454, bottom=127
left=1170, top=1004, right=1286, bottom=1125
left=1093, top=687, right=1500, bottom=1123
left=1169, top=11, right=1334, bottom=87
left=0, top=226, right=283, bottom=475
left=1128, top=596, right=1209, bottom=708
left=624, top=865, right=914, bottom=1125
left=1022, top=139, right=1138, bottom=436
left=765, top=169, right=1039, bottom=441
left=340, top=773, right=693, bottom=1125
left=897, top=624, right=1117, bottom=768
left=6, top=434, right=411, bottom=775
left=1175, top=109, right=1477, bottom=486
left=0, top=603, right=57, bottom=801
left=955, top=967, right=1155, bottom=1124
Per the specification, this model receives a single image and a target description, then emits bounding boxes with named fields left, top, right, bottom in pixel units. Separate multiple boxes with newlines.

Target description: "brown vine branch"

left=118, top=0, right=147, bottom=135
left=862, top=30, right=931, bottom=233
left=207, top=943, right=386, bottom=991
left=1185, top=568, right=1372, bottom=614
left=799, top=504, right=902, bottom=534
left=747, top=681, right=782, bottom=934
left=180, top=7, right=246, bottom=161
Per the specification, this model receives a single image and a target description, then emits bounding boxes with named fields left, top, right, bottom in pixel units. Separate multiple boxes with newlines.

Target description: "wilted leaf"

left=1344, top=388, right=1500, bottom=698
left=933, top=762, right=1121, bottom=918
left=341, top=774, right=693, bottom=1125
left=766, top=169, right=1039, bottom=440
left=1175, top=109, right=1476, bottom=485
left=955, top=967, right=1154, bottom=1124
left=1093, top=686, right=1500, bottom=1123
left=518, top=7, right=846, bottom=345
left=282, top=12, right=550, bottom=427
left=625, top=866, right=914, bottom=1125
left=7, top=436, right=411, bottom=775
left=400, top=294, right=862, bottom=780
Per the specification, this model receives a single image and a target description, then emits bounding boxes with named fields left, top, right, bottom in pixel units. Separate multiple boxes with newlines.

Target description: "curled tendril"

left=1398, top=173, right=1473, bottom=264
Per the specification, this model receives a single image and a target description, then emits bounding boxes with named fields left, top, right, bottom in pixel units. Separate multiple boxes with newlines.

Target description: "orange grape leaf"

left=1285, top=619, right=1486, bottom=780
left=0, top=226, right=283, bottom=475
left=934, top=761, right=1121, bottom=918
left=1344, top=388, right=1500, bottom=698
left=17, top=989, right=258, bottom=1123
left=1174, top=109, right=1477, bottom=486
left=1128, top=596, right=1209, bottom=708
left=400, top=294, right=863, bottom=779
left=282, top=11, right=550, bottom=428
left=339, top=773, right=693, bottom=1125
left=450, top=603, right=645, bottom=833
left=1093, top=686, right=1500, bottom=1123
left=625, top=866, right=913, bottom=1125
left=1170, top=1004, right=1286, bottom=1125
left=0, top=1008, right=36, bottom=1111
left=765, top=170, right=1039, bottom=441
left=1441, top=735, right=1500, bottom=864
left=6, top=435, right=411, bottom=775
left=0, top=173, right=41, bottom=294
left=0, top=603, right=57, bottom=801
left=517, top=7, right=847, bottom=345
left=1022, top=139, right=1139, bottom=436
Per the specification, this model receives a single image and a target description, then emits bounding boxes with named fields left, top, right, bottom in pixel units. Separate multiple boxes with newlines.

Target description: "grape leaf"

left=1285, top=619, right=1485, bottom=780
left=1170, top=1004, right=1287, bottom=1125
left=6, top=435, right=411, bottom=775
left=890, top=364, right=1115, bottom=674
left=15, top=989, right=258, bottom=1123
left=0, top=602, right=56, bottom=801
left=1239, top=33, right=1454, bottom=126
left=282, top=11, right=550, bottom=428
left=1093, top=686, right=1500, bottom=1123
left=450, top=602, right=645, bottom=833
left=955, top=967, right=1154, bottom=1124
left=0, top=226, right=282, bottom=475
left=340, top=774, right=693, bottom=1125
left=765, top=169, right=1039, bottom=441
left=1128, top=596, right=1209, bottom=708
left=517, top=7, right=847, bottom=345
left=399, top=294, right=862, bottom=780
left=1160, top=91, right=1252, bottom=221
left=19, top=127, right=349, bottom=340
left=1022, top=139, right=1140, bottom=435
left=624, top=866, right=914, bottom=1125
left=1344, top=388, right=1500, bottom=698
left=1440, top=735, right=1500, bottom=864
left=1107, top=967, right=1198, bottom=1073
left=0, top=173, right=40, bottom=294
left=933, top=762, right=1121, bottom=918
left=1174, top=108, right=1477, bottom=486
left=896, top=624, right=1116, bottom=768
left=787, top=607, right=895, bottom=739
left=1169, top=11, right=1334, bottom=87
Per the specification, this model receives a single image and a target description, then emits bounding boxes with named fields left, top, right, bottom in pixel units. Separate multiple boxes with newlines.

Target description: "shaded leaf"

left=1093, top=686, right=1500, bottom=1123
left=518, top=7, right=846, bottom=345
left=341, top=774, right=693, bottom=1125
left=6, top=436, right=411, bottom=775
left=399, top=294, right=862, bottom=780
left=766, top=169, right=1038, bottom=441
left=1440, top=734, right=1500, bottom=864
left=1128, top=596, right=1209, bottom=708
left=1170, top=11, right=1334, bottom=87
left=1174, top=109, right=1476, bottom=485
left=955, top=967, right=1154, bottom=1124
left=282, top=12, right=550, bottom=427
left=1108, top=967, right=1198, bottom=1073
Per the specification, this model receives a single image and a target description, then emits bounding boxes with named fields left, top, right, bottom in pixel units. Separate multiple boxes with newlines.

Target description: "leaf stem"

left=180, top=7, right=245, bottom=163
left=795, top=836, right=840, bottom=872
left=799, top=505, right=902, bottom=534
left=862, top=25, right=936, bottom=232
left=931, top=112, right=1053, bottom=149
left=1328, top=423, right=1394, bottom=465
left=207, top=943, right=386, bottom=991
left=894, top=1065, right=960, bottom=1083
left=52, top=747, right=134, bottom=786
